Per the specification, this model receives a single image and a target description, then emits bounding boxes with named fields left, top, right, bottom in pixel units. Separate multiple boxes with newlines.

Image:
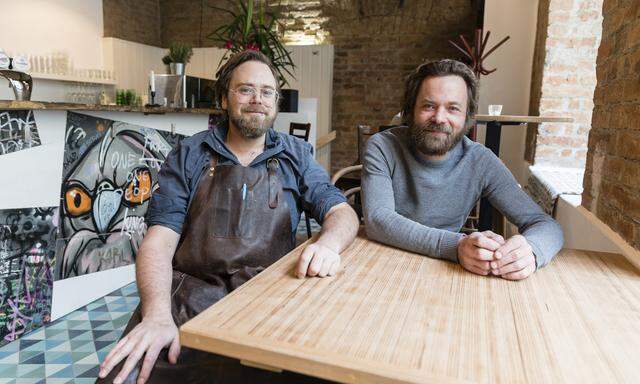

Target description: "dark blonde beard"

left=409, top=121, right=469, bottom=156
left=229, top=109, right=277, bottom=139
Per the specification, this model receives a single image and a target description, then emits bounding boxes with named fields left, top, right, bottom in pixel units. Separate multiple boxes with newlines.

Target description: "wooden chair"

left=289, top=122, right=311, bottom=142
left=289, top=122, right=313, bottom=238
left=331, top=125, right=377, bottom=221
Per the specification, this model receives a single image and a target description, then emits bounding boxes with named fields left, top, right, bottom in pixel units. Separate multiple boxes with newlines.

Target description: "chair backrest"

left=378, top=124, right=397, bottom=132
left=289, top=122, right=311, bottom=142
left=357, top=124, right=376, bottom=164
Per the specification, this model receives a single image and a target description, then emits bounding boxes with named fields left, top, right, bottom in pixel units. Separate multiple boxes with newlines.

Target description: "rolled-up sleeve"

left=299, top=143, right=347, bottom=224
left=146, top=142, right=191, bottom=234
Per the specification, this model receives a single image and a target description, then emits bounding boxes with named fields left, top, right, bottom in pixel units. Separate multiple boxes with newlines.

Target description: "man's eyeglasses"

left=229, top=85, right=279, bottom=105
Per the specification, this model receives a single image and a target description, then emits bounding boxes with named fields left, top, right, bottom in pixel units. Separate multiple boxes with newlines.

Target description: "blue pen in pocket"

left=241, top=183, right=247, bottom=201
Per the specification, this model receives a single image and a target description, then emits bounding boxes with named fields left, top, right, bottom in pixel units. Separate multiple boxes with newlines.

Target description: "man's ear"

left=221, top=94, right=228, bottom=110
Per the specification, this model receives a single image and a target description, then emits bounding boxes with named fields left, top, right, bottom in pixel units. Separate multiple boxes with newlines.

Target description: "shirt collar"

left=202, top=118, right=283, bottom=164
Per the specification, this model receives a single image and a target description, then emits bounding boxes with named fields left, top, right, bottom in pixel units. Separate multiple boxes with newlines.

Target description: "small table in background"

left=474, top=114, right=574, bottom=232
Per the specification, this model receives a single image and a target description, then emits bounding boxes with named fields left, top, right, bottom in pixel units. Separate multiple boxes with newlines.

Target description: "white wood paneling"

left=103, top=37, right=165, bottom=95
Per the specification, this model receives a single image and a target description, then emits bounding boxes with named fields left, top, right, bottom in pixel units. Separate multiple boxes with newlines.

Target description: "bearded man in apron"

left=97, top=50, right=359, bottom=384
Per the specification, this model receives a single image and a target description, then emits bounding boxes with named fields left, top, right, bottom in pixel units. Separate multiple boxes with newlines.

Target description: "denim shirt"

left=146, top=121, right=346, bottom=236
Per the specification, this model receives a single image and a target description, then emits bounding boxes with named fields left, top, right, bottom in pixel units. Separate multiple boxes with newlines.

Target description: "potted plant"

left=208, top=0, right=298, bottom=112
left=162, top=54, right=172, bottom=74
left=165, top=42, right=193, bottom=75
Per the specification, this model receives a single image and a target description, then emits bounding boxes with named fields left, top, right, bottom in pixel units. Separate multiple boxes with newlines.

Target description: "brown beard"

left=409, top=121, right=468, bottom=156
left=229, top=106, right=277, bottom=139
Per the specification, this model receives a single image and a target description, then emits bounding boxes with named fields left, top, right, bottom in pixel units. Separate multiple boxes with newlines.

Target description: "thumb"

left=168, top=335, right=181, bottom=364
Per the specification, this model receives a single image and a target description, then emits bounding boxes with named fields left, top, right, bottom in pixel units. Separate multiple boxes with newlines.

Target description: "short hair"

left=214, top=50, right=281, bottom=109
left=401, top=59, right=478, bottom=127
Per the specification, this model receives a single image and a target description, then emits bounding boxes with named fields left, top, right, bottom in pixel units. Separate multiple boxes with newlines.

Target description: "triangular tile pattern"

left=0, top=283, right=138, bottom=381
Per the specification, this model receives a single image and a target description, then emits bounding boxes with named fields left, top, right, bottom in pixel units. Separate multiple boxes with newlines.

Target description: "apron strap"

left=208, top=153, right=219, bottom=177
left=267, top=158, right=280, bottom=209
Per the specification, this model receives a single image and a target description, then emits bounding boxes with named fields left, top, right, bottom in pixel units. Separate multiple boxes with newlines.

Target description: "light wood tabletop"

left=475, top=114, right=574, bottom=123
left=180, top=234, right=640, bottom=383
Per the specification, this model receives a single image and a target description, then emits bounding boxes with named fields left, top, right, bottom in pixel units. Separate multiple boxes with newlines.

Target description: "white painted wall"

left=0, top=0, right=104, bottom=69
left=480, top=0, right=539, bottom=185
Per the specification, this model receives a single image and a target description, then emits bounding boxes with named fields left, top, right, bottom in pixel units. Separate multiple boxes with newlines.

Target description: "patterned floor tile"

left=0, top=283, right=138, bottom=381
left=0, top=218, right=314, bottom=381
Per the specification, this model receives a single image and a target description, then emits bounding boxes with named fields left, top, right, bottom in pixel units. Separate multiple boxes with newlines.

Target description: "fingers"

left=466, top=259, right=490, bottom=273
left=501, top=263, right=535, bottom=281
left=469, top=232, right=502, bottom=251
left=318, top=256, right=332, bottom=277
left=480, top=230, right=505, bottom=245
left=99, top=334, right=136, bottom=378
left=461, top=262, right=490, bottom=276
left=493, top=253, right=535, bottom=275
left=114, top=339, right=149, bottom=384
left=461, top=246, right=494, bottom=262
left=296, top=246, right=314, bottom=278
left=137, top=343, right=164, bottom=384
left=494, top=235, right=526, bottom=260
left=167, top=335, right=181, bottom=364
left=328, top=260, right=340, bottom=276
left=491, top=248, right=522, bottom=270
left=307, top=250, right=324, bottom=277
left=297, top=244, right=340, bottom=278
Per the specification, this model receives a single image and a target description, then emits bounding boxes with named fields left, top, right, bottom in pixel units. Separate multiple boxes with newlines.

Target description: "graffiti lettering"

left=95, top=246, right=130, bottom=265
left=143, top=135, right=172, bottom=157
left=0, top=207, right=55, bottom=345
left=110, top=151, right=140, bottom=170
left=0, top=110, right=41, bottom=156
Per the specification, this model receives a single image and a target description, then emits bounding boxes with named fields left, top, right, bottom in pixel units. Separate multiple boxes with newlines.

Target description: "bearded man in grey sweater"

left=362, top=59, right=563, bottom=280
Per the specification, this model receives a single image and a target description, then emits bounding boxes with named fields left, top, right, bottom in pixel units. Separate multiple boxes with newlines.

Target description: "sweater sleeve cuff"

left=439, top=232, right=465, bottom=263
left=529, top=241, right=545, bottom=270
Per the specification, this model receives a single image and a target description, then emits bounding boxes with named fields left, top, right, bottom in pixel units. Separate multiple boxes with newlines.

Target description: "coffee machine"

left=0, top=53, right=33, bottom=101
left=151, top=73, right=215, bottom=108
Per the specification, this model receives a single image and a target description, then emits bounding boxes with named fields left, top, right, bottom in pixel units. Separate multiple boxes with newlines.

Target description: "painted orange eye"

left=124, top=169, right=152, bottom=205
left=64, top=186, right=92, bottom=217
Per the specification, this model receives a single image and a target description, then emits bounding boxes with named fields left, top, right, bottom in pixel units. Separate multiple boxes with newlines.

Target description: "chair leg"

left=305, top=213, right=312, bottom=239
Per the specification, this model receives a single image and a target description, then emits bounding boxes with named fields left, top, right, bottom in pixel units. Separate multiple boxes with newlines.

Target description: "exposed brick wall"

left=105, top=0, right=476, bottom=171
left=277, top=0, right=477, bottom=171
left=526, top=0, right=603, bottom=168
left=525, top=0, right=550, bottom=163
left=583, top=0, right=640, bottom=250
left=103, top=0, right=162, bottom=47
left=160, top=0, right=232, bottom=47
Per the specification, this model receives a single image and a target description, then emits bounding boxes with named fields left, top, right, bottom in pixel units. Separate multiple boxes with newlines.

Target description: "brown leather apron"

left=97, top=153, right=330, bottom=383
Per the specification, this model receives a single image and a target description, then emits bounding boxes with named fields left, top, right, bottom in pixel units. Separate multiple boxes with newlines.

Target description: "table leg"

left=479, top=121, right=502, bottom=231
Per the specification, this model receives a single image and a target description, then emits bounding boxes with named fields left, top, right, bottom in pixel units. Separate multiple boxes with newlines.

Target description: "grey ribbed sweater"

left=361, top=127, right=564, bottom=268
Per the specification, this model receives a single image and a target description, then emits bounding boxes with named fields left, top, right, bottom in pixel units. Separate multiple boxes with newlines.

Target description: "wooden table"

left=180, top=235, right=640, bottom=383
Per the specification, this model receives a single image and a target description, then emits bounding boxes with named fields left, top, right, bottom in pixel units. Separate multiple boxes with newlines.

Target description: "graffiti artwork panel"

left=56, top=112, right=185, bottom=280
left=0, top=207, right=57, bottom=345
left=0, top=110, right=42, bottom=156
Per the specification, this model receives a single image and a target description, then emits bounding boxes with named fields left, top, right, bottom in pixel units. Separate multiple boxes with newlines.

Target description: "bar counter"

left=0, top=100, right=223, bottom=115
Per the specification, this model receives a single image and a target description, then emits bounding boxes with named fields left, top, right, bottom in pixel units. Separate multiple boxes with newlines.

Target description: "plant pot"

left=279, top=89, right=299, bottom=113
left=170, top=62, right=185, bottom=75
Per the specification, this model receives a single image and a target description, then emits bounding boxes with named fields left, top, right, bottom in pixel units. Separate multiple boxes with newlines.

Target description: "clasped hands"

left=457, top=231, right=535, bottom=280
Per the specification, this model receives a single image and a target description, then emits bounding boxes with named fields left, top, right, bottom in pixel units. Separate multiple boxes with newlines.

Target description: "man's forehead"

left=230, top=61, right=277, bottom=87
left=419, top=75, right=468, bottom=101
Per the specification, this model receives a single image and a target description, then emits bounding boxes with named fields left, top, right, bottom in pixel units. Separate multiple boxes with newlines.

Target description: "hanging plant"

left=207, top=0, right=295, bottom=88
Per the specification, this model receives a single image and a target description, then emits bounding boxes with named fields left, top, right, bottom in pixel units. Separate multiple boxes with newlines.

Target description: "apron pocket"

left=211, top=186, right=255, bottom=238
